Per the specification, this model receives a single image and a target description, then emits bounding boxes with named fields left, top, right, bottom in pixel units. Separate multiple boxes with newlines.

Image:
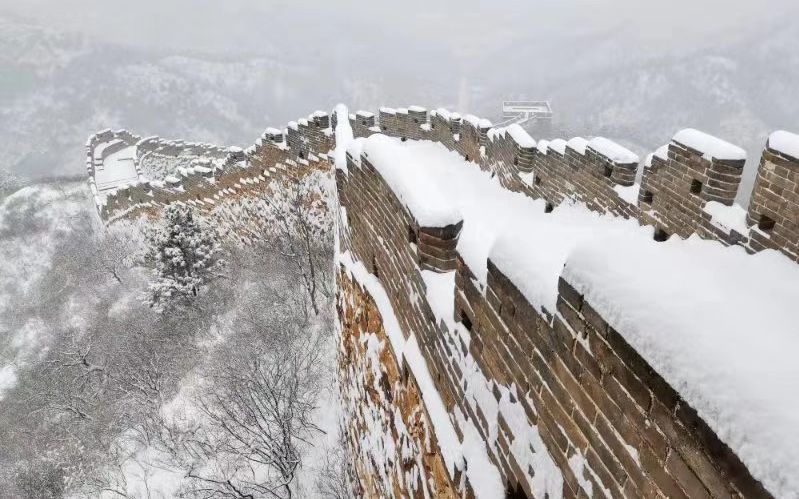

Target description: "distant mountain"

left=1, top=16, right=797, bottom=204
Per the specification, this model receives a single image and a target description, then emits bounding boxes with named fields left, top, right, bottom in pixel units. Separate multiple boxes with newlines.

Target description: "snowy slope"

left=0, top=181, right=96, bottom=399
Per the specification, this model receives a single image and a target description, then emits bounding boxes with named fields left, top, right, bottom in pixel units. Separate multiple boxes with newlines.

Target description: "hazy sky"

left=2, top=0, right=796, bottom=59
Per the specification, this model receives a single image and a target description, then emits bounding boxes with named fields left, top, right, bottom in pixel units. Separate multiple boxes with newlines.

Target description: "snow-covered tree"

left=0, top=169, right=21, bottom=197
left=145, top=204, right=224, bottom=311
left=213, top=171, right=334, bottom=316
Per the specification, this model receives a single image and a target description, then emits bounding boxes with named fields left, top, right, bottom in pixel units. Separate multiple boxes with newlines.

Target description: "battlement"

left=747, top=131, right=799, bottom=259
left=333, top=107, right=799, bottom=498
left=340, top=105, right=799, bottom=263
left=87, top=111, right=334, bottom=220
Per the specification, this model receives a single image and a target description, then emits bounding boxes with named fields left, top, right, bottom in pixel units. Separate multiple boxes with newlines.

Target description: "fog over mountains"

left=1, top=0, right=797, bottom=202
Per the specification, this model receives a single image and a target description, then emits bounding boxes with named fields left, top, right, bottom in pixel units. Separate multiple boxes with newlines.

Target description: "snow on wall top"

left=489, top=206, right=646, bottom=314
left=359, top=134, right=461, bottom=228
left=536, top=139, right=550, bottom=155
left=768, top=130, right=799, bottom=161
left=358, top=134, right=644, bottom=308
left=587, top=137, right=640, bottom=164
left=463, top=114, right=492, bottom=129
left=432, top=108, right=461, bottom=121
left=505, top=124, right=536, bottom=148
left=644, top=144, right=669, bottom=167
left=566, top=137, right=588, bottom=155
left=487, top=124, right=536, bottom=148
left=672, top=128, right=746, bottom=162
left=562, top=236, right=799, bottom=499
left=548, top=138, right=567, bottom=155
left=702, top=201, right=749, bottom=235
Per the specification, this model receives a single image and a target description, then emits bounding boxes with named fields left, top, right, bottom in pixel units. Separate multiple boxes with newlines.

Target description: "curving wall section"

left=87, top=111, right=334, bottom=221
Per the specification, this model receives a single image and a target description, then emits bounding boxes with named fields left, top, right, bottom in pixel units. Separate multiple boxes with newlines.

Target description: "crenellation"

left=531, top=140, right=574, bottom=208
left=90, top=111, right=332, bottom=221
left=430, top=108, right=462, bottom=151
left=343, top=105, right=799, bottom=260
left=377, top=107, right=397, bottom=135
left=452, top=118, right=482, bottom=165
left=332, top=110, right=795, bottom=497
left=745, top=131, right=799, bottom=261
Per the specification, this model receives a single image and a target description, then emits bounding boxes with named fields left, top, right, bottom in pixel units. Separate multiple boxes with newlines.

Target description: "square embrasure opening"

left=758, top=214, right=776, bottom=232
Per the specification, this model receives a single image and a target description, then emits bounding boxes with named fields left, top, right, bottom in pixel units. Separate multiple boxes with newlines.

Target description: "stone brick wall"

left=86, top=104, right=795, bottom=497
left=345, top=105, right=798, bottom=263
left=746, top=138, right=799, bottom=260
left=91, top=112, right=334, bottom=221
left=337, top=269, right=460, bottom=498
left=336, top=153, right=465, bottom=415
left=638, top=138, right=745, bottom=243
left=337, top=133, right=773, bottom=497
left=457, top=255, right=769, bottom=497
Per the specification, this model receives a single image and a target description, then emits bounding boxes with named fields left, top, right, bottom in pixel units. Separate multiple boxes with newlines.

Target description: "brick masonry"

left=746, top=140, right=799, bottom=259
left=89, top=112, right=334, bottom=221
left=336, top=106, right=783, bottom=497
left=337, top=269, right=461, bottom=499
left=340, top=106, right=799, bottom=263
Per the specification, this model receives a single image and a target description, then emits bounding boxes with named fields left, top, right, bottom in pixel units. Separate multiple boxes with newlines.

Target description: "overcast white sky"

left=2, top=0, right=796, bottom=58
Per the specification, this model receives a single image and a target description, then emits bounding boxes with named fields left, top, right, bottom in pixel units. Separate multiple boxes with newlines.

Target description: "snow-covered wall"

left=337, top=106, right=799, bottom=263
left=334, top=125, right=794, bottom=497
left=336, top=268, right=463, bottom=498
left=87, top=111, right=334, bottom=220
left=747, top=131, right=799, bottom=259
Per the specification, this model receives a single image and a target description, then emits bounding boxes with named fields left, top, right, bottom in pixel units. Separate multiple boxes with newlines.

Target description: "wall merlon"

left=354, top=111, right=376, bottom=128
left=263, top=127, right=285, bottom=143
left=744, top=131, right=799, bottom=261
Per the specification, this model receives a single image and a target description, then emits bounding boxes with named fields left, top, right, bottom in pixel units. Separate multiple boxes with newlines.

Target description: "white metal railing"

left=495, top=100, right=553, bottom=127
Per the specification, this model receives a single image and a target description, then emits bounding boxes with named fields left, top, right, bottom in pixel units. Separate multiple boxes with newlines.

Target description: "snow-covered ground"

left=343, top=132, right=799, bottom=498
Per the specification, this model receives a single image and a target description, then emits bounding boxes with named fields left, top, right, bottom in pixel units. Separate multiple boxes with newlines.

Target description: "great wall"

left=88, top=105, right=799, bottom=499
left=85, top=112, right=333, bottom=221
